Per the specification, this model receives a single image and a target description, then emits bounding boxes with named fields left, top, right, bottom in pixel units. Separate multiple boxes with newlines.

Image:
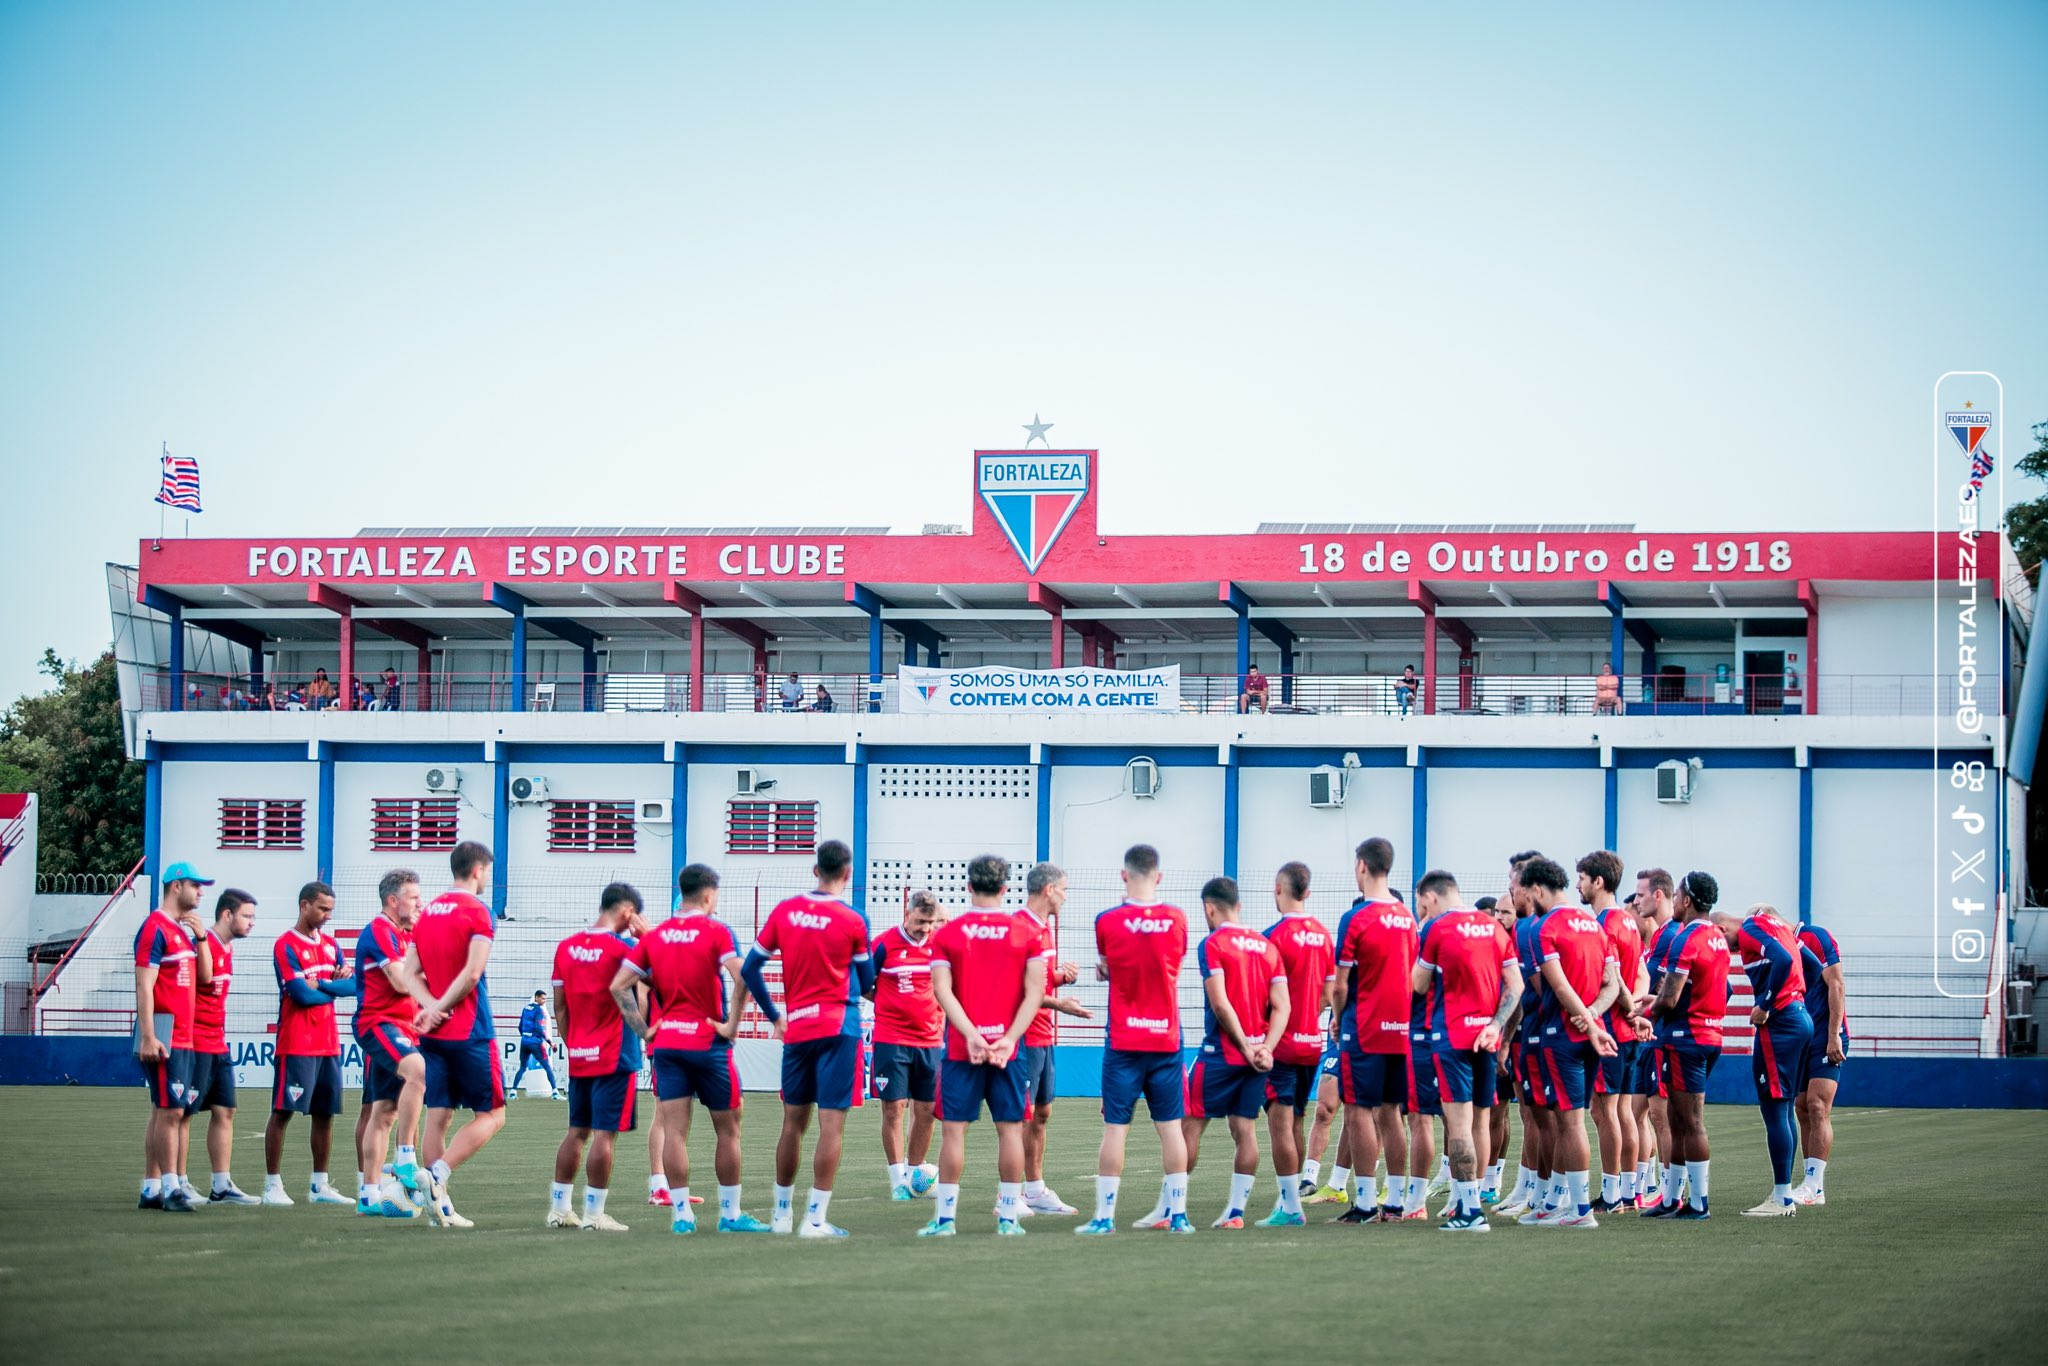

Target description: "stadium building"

left=9, top=447, right=2043, bottom=1105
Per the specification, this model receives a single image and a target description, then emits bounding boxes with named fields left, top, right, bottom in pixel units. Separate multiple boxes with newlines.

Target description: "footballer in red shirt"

left=1079, top=844, right=1192, bottom=1236
left=352, top=869, right=439, bottom=1216
left=1409, top=870, right=1521, bottom=1230
left=617, top=863, right=767, bottom=1234
left=261, top=880, right=358, bottom=1207
left=191, top=888, right=260, bottom=1206
left=1329, top=836, right=1415, bottom=1223
left=1643, top=871, right=1729, bottom=1219
left=404, top=841, right=507, bottom=1228
left=134, top=862, right=210, bottom=1212
left=920, top=855, right=1049, bottom=1236
left=1577, top=850, right=1644, bottom=1211
left=868, top=889, right=943, bottom=1198
left=1522, top=856, right=1621, bottom=1227
left=1017, top=863, right=1091, bottom=1218
left=740, top=839, right=874, bottom=1237
left=1261, top=861, right=1335, bottom=1211
left=1182, top=876, right=1291, bottom=1229
left=545, top=883, right=647, bottom=1232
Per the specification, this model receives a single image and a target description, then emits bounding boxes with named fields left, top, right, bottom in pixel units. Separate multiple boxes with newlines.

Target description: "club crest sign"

left=978, top=453, right=1089, bottom=572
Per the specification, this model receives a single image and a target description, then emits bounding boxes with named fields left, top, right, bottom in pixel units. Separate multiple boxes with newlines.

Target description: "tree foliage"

left=0, top=649, right=143, bottom=874
left=2010, top=420, right=2048, bottom=592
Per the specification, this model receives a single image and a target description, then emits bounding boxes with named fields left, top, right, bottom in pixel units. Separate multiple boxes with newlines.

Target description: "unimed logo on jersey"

left=978, top=452, right=1089, bottom=572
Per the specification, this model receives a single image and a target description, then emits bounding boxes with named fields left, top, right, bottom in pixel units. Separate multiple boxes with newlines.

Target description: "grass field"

left=2, top=1087, right=2044, bottom=1364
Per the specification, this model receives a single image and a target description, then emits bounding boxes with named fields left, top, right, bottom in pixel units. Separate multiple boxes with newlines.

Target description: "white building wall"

left=1048, top=763, right=1224, bottom=908
left=1615, top=767, right=1799, bottom=916
left=1425, top=767, right=1605, bottom=900
left=330, top=760, right=493, bottom=892
left=159, top=759, right=322, bottom=906
left=685, top=762, right=854, bottom=943
left=503, top=760, right=673, bottom=924
left=1811, top=768, right=1935, bottom=945
left=1236, top=765, right=1413, bottom=923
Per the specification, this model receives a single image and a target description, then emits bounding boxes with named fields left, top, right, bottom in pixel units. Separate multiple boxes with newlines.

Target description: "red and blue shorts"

left=1536, top=1040, right=1597, bottom=1112
left=568, top=1071, right=639, bottom=1133
left=1430, top=1045, right=1500, bottom=1107
left=1656, top=1043, right=1720, bottom=1096
left=420, top=1037, right=505, bottom=1113
left=653, top=1047, right=743, bottom=1111
left=1101, top=1047, right=1184, bottom=1125
left=781, top=1034, right=863, bottom=1112
left=1751, top=1006, right=1815, bottom=1103
left=1263, top=1059, right=1320, bottom=1113
left=1406, top=1036, right=1443, bottom=1117
left=1336, top=1043, right=1406, bottom=1108
left=358, top=1024, right=419, bottom=1105
left=1185, top=1053, right=1265, bottom=1121
left=937, top=1054, right=1031, bottom=1124
left=140, top=1047, right=196, bottom=1112
left=272, top=1053, right=344, bottom=1117
left=869, top=1041, right=940, bottom=1104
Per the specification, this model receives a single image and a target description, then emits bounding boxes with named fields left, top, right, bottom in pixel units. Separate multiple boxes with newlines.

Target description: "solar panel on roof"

left=843, top=526, right=890, bottom=535
left=667, top=527, right=710, bottom=534
left=710, top=526, right=755, bottom=534
left=575, top=527, right=623, bottom=536
left=619, top=526, right=666, bottom=534
left=1538, top=524, right=1585, bottom=532
left=1256, top=522, right=1305, bottom=534
left=356, top=527, right=402, bottom=536
left=798, top=526, right=846, bottom=534
left=444, top=527, right=489, bottom=535
left=1304, top=522, right=1349, bottom=533
left=1585, top=522, right=1637, bottom=531
left=1397, top=524, right=1447, bottom=533
left=1492, top=524, right=1539, bottom=532
left=1349, top=523, right=1398, bottom=533
left=752, top=526, right=799, bottom=534
left=531, top=526, right=576, bottom=535
left=1443, top=524, right=1491, bottom=532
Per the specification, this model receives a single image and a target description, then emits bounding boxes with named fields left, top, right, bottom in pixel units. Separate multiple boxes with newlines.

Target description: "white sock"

left=889, top=1162, right=909, bottom=1189
left=263, top=1173, right=284, bottom=1192
left=774, top=1183, right=794, bottom=1216
left=805, top=1187, right=831, bottom=1227
left=1685, top=1159, right=1710, bottom=1207
left=211, top=1172, right=232, bottom=1194
left=1407, top=1174, right=1427, bottom=1209
left=1140, top=1175, right=1172, bottom=1222
left=143, top=1177, right=162, bottom=1197
left=1620, top=1170, right=1637, bottom=1201
left=397, top=1145, right=417, bottom=1165
left=674, top=1186, right=691, bottom=1212
left=1601, top=1173, right=1620, bottom=1203
left=583, top=1186, right=608, bottom=1218
left=1805, top=1157, right=1827, bottom=1190
left=1484, top=1161, right=1505, bottom=1192
left=719, top=1184, right=741, bottom=1220
left=1164, top=1171, right=1188, bottom=1217
left=1226, top=1171, right=1255, bottom=1214
left=1635, top=1160, right=1651, bottom=1187
left=1514, top=1165, right=1536, bottom=1200
left=550, top=1181, right=573, bottom=1211
left=936, top=1182, right=960, bottom=1221
left=1435, top=1154, right=1450, bottom=1183
left=430, top=1159, right=452, bottom=1184
left=1277, top=1173, right=1303, bottom=1216
left=310, top=1170, right=328, bottom=1192
left=649, top=1173, right=669, bottom=1197
left=1565, top=1169, right=1590, bottom=1215
left=997, top=1180, right=1023, bottom=1220
left=1094, top=1175, right=1119, bottom=1220
left=1302, top=1158, right=1321, bottom=1185
left=1663, top=1164, right=1685, bottom=1203
left=1542, top=1174, right=1563, bottom=1210
left=1023, top=1178, right=1047, bottom=1199
left=1772, top=1181, right=1792, bottom=1203
left=354, top=1169, right=365, bottom=1193
left=1330, top=1165, right=1353, bottom=1199
left=1451, top=1178, right=1477, bottom=1215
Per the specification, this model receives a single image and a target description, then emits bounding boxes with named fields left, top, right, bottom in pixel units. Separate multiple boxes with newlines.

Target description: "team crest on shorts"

left=875, top=1076, right=889, bottom=1093
left=977, top=452, right=1089, bottom=572
left=287, top=1084, right=304, bottom=1102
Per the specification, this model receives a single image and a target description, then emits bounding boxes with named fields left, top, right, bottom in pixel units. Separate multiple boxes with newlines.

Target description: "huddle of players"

left=134, top=844, right=513, bottom=1225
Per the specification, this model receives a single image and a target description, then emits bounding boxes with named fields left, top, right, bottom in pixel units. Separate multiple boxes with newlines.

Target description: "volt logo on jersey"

left=978, top=452, right=1089, bottom=572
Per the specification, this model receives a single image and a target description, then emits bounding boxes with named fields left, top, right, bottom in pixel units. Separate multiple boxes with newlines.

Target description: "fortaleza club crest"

left=978, top=452, right=1089, bottom=572
left=1946, top=407, right=1994, bottom=501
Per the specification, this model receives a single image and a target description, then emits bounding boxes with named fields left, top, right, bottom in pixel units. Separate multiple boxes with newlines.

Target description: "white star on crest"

left=1023, top=414, right=1053, bottom=447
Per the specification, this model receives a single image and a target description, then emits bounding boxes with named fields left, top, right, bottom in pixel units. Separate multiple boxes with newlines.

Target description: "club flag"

left=156, top=453, right=202, bottom=512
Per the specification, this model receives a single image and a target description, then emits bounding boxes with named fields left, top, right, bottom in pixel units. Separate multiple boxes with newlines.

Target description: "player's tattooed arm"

left=609, top=962, right=653, bottom=1043
left=1651, top=969, right=1688, bottom=1019
left=1489, top=963, right=1523, bottom=1030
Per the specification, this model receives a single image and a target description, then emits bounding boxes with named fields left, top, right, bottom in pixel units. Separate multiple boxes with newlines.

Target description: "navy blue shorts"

left=1102, top=1047, right=1184, bottom=1125
left=1264, top=1060, right=1319, bottom=1113
left=937, top=1054, right=1031, bottom=1123
left=1406, top=1040, right=1443, bottom=1116
left=782, top=1034, right=862, bottom=1111
left=1494, top=1046, right=1518, bottom=1105
left=653, top=1048, right=743, bottom=1110
left=1336, top=1043, right=1406, bottom=1108
left=359, top=1025, right=420, bottom=1105
left=1594, top=1040, right=1639, bottom=1097
left=271, top=1053, right=344, bottom=1117
left=1185, top=1053, right=1265, bottom=1121
left=1018, top=1044, right=1055, bottom=1112
left=1805, top=1028, right=1848, bottom=1088
left=1656, top=1043, right=1720, bottom=1096
left=421, top=1038, right=506, bottom=1113
left=1621, top=1040, right=1658, bottom=1096
left=1430, top=1046, right=1499, bottom=1106
left=569, top=1072, right=639, bottom=1132
left=1752, top=1008, right=1815, bottom=1102
left=140, top=1048, right=196, bottom=1112
left=1536, top=1041, right=1596, bottom=1112
left=189, top=1050, right=237, bottom=1110
left=870, top=1041, right=940, bottom=1104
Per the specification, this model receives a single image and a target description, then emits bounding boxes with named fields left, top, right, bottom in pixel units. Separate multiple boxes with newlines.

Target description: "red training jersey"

left=1020, top=910, right=1061, bottom=1048
left=869, top=924, right=943, bottom=1048
left=354, top=916, right=416, bottom=1037
left=1264, top=912, right=1337, bottom=1065
left=931, top=909, right=1052, bottom=1063
left=1336, top=898, right=1418, bottom=1054
left=1664, top=921, right=1732, bottom=1047
left=133, top=911, right=198, bottom=1050
left=754, top=892, right=871, bottom=1044
left=1094, top=901, right=1188, bottom=1052
left=1536, top=905, right=1615, bottom=1045
left=413, top=889, right=497, bottom=1042
left=625, top=914, right=741, bottom=1052
left=191, top=928, right=233, bottom=1053
left=273, top=928, right=344, bottom=1057
left=1598, top=904, right=1644, bottom=1036
left=1416, top=908, right=1515, bottom=1051
left=551, top=928, right=641, bottom=1076
left=1737, top=910, right=1807, bottom=1010
left=1196, top=925, right=1283, bottom=1066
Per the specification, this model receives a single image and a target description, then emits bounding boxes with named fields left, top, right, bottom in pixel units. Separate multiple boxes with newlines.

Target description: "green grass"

left=0, top=1087, right=2043, bottom=1364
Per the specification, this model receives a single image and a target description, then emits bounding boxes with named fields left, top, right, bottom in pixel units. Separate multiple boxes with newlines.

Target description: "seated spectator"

left=284, top=684, right=306, bottom=711
left=1395, top=664, right=1419, bottom=717
left=357, top=679, right=378, bottom=711
left=779, top=673, right=804, bottom=712
left=381, top=666, right=402, bottom=712
left=307, top=668, right=336, bottom=711
left=812, top=683, right=835, bottom=713
left=1595, top=662, right=1621, bottom=715
left=1239, top=663, right=1270, bottom=714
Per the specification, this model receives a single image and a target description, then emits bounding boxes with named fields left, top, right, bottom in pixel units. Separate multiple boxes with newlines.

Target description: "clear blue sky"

left=2, top=0, right=2043, bottom=701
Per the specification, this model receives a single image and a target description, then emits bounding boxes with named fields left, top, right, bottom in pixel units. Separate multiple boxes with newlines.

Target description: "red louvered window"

left=727, top=799, right=818, bottom=855
left=547, top=800, right=636, bottom=853
left=371, top=798, right=459, bottom=852
left=219, top=799, right=304, bottom=850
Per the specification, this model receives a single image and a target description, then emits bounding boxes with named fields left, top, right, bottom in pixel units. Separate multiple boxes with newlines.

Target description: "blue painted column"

left=1797, top=765, right=1814, bottom=925
left=867, top=617, right=884, bottom=714
left=849, top=746, right=869, bottom=910
left=1035, top=761, right=1052, bottom=862
left=166, top=603, right=185, bottom=711
left=491, top=754, right=510, bottom=919
left=1236, top=613, right=1251, bottom=687
left=248, top=646, right=265, bottom=697
left=315, top=743, right=335, bottom=881
left=1603, top=765, right=1618, bottom=851
left=1279, top=640, right=1295, bottom=705
left=143, top=753, right=162, bottom=890
left=1221, top=753, right=1240, bottom=879
left=582, top=641, right=599, bottom=712
left=509, top=606, right=528, bottom=713
left=1409, top=750, right=1428, bottom=898
left=926, top=641, right=942, bottom=668
left=671, top=746, right=689, bottom=894
left=1609, top=604, right=1625, bottom=678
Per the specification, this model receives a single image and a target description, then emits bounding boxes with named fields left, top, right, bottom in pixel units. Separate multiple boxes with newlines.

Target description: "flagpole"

left=158, top=441, right=167, bottom=543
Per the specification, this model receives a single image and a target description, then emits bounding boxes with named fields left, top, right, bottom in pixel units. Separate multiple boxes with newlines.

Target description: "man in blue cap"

left=136, top=862, right=212, bottom=1211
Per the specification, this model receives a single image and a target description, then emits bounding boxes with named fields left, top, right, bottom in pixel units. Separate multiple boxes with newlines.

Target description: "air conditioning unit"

left=1127, top=756, right=1161, bottom=799
left=1308, top=767, right=1345, bottom=809
left=735, top=768, right=760, bottom=795
left=423, top=766, right=462, bottom=793
left=510, top=775, right=550, bottom=805
left=637, top=798, right=673, bottom=824
left=1655, top=758, right=1703, bottom=804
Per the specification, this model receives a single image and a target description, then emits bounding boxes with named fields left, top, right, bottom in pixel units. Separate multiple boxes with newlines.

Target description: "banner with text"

left=898, top=664, right=1181, bottom=714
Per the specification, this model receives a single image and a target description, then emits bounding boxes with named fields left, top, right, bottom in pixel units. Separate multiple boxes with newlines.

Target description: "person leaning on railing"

left=1595, top=662, right=1622, bottom=716
left=306, top=668, right=336, bottom=710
